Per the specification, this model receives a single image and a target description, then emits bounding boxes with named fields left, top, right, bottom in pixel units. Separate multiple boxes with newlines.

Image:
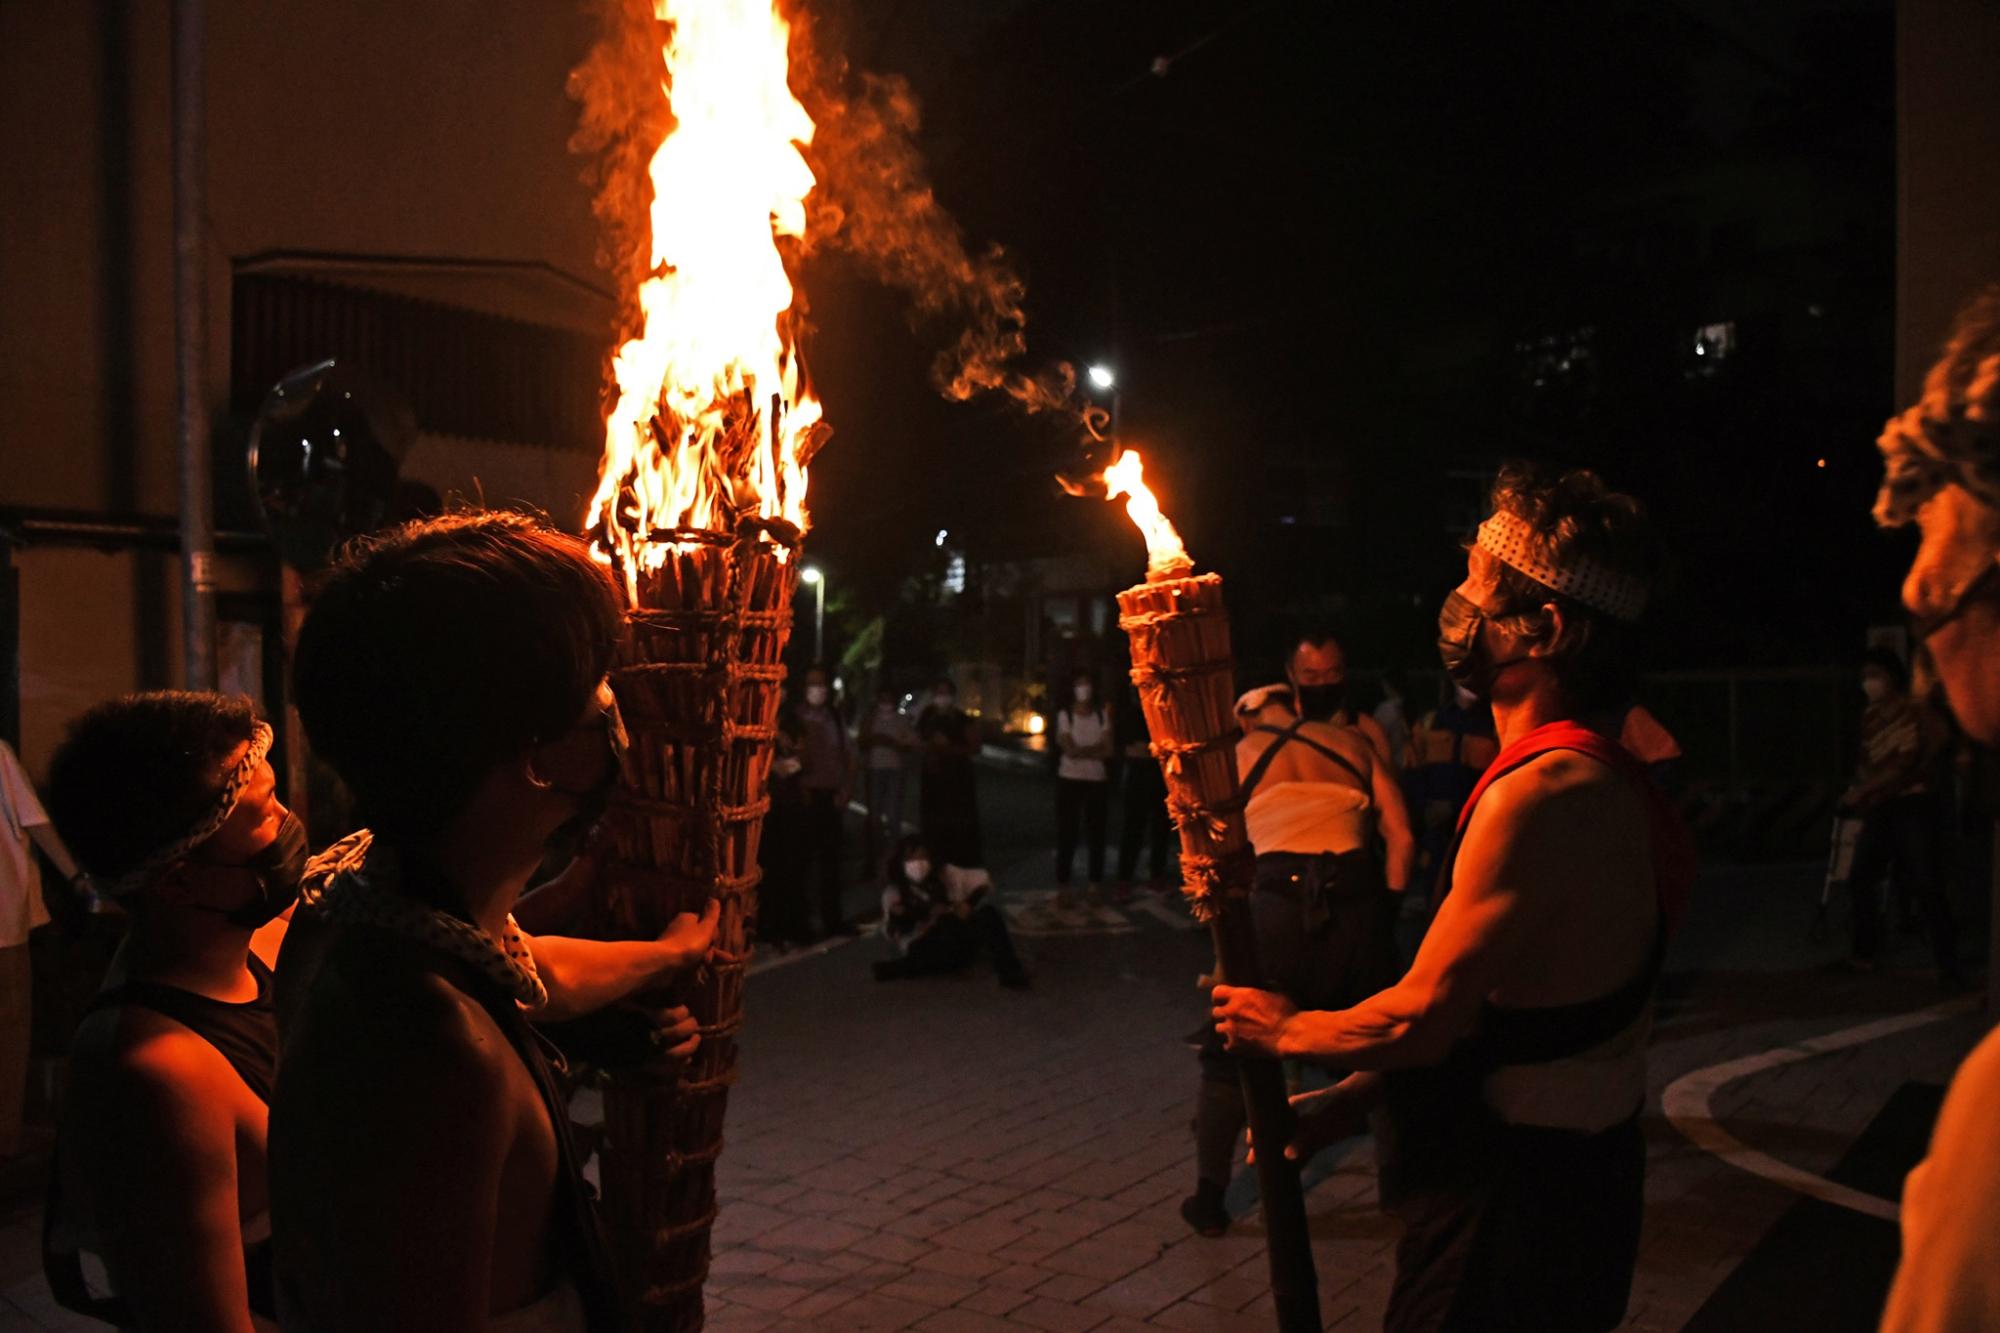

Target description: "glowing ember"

left=586, top=0, right=824, bottom=597
left=1103, top=449, right=1193, bottom=580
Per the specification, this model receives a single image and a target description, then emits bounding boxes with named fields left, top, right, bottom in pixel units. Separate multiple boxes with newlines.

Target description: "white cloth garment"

left=1056, top=708, right=1109, bottom=783
left=0, top=742, right=51, bottom=950
left=1243, top=780, right=1373, bottom=856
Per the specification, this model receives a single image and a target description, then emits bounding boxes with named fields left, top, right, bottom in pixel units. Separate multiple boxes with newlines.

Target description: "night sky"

left=787, top=0, right=1907, bottom=677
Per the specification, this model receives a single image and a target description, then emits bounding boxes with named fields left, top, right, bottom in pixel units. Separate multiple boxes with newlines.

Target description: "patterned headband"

left=104, top=720, right=274, bottom=897
left=1476, top=510, right=1648, bottom=623
left=1874, top=401, right=2000, bottom=529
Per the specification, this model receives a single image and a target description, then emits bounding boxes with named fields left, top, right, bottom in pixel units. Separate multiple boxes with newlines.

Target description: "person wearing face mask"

left=1053, top=670, right=1115, bottom=908
left=858, top=684, right=917, bottom=882
left=1873, top=287, right=2000, bottom=1333
left=1179, top=667, right=1415, bottom=1238
left=1840, top=647, right=1962, bottom=988
left=872, top=834, right=1027, bottom=988
left=1403, top=681, right=1501, bottom=900
left=39, top=692, right=301, bottom=1330
left=917, top=677, right=984, bottom=868
left=1213, top=466, right=1692, bottom=1332
left=1290, top=631, right=1395, bottom=768
left=271, top=513, right=718, bottom=1333
left=795, top=665, right=855, bottom=938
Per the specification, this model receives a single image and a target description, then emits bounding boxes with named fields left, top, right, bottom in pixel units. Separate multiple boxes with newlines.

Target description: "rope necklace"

left=300, top=831, right=547, bottom=1010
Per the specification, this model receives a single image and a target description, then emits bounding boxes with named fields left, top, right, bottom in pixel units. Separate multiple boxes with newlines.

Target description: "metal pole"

left=172, top=0, right=216, bottom=690
left=814, top=578, right=825, bottom=662
left=1210, top=907, right=1322, bottom=1332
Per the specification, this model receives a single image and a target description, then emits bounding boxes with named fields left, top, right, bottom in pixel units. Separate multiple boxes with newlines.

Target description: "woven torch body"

left=599, top=526, right=798, bottom=1331
left=1115, top=573, right=1253, bottom=916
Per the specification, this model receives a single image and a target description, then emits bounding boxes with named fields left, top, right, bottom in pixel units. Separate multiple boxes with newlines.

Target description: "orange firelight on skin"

left=1103, top=449, right=1193, bottom=580
left=586, top=0, right=823, bottom=598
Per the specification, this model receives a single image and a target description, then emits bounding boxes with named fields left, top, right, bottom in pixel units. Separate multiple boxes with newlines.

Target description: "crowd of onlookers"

left=0, top=285, right=1996, bottom=1330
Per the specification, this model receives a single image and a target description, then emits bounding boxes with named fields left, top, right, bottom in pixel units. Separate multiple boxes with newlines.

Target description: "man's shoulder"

left=291, top=933, right=518, bottom=1085
left=1481, top=748, right=1639, bottom=824
left=71, top=1008, right=247, bottom=1140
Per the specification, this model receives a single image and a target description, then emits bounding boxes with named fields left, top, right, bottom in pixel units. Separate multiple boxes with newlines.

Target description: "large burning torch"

left=1100, top=450, right=1323, bottom=1332
left=580, top=2, right=825, bottom=1327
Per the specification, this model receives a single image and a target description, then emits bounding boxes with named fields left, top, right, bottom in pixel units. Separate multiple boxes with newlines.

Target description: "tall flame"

left=1103, top=449, right=1193, bottom=580
left=587, top=0, right=822, bottom=597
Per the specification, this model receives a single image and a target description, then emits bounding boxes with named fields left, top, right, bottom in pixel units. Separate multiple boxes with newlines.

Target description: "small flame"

left=1103, top=449, right=1192, bottom=580
left=586, top=0, right=823, bottom=598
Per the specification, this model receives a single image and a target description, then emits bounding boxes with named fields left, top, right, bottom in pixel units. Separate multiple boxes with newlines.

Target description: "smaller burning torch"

left=1093, top=450, right=1323, bottom=1332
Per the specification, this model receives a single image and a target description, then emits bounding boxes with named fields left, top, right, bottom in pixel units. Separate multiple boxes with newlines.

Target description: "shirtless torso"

left=272, top=928, right=565, bottom=1331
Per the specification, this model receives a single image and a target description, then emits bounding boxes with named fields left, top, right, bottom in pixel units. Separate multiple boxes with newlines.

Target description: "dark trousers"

left=756, top=801, right=810, bottom=943
left=1117, top=760, right=1171, bottom=883
left=1384, top=1117, right=1644, bottom=1333
left=1055, top=777, right=1109, bottom=885
left=803, top=788, right=846, bottom=932
left=1194, top=851, right=1397, bottom=1188
left=875, top=905, right=1025, bottom=983
left=1850, top=793, right=1960, bottom=979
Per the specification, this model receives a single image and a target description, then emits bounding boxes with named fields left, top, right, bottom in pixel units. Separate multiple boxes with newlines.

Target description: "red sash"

left=1450, top=719, right=1695, bottom=933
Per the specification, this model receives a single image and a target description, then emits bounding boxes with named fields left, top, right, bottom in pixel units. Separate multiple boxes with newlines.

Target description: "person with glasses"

left=271, top=513, right=716, bottom=1333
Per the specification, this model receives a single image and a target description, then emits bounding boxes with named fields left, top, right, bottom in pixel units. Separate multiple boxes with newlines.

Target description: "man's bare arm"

left=1369, top=752, right=1417, bottom=892
left=526, top=898, right=719, bottom=1021
left=26, top=821, right=81, bottom=883
left=1357, top=713, right=1394, bottom=769
left=1216, top=757, right=1589, bottom=1066
left=89, top=1035, right=258, bottom=1333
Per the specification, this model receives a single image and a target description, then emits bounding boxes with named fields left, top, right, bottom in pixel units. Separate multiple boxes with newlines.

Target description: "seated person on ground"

left=875, top=834, right=1028, bottom=989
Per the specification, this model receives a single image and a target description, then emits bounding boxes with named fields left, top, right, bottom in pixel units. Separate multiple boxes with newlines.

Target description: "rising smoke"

left=568, top=0, right=1092, bottom=428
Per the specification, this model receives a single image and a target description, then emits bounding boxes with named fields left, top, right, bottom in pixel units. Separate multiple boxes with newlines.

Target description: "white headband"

left=105, top=721, right=274, bottom=896
left=1477, top=511, right=1648, bottom=623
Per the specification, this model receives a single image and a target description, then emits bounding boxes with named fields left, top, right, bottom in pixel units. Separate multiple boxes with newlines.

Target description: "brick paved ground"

left=688, top=770, right=1988, bottom=1332
left=0, top=762, right=1984, bottom=1330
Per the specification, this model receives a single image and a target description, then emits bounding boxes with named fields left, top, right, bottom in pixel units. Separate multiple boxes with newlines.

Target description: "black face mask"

left=1437, top=590, right=1530, bottom=701
left=1294, top=682, right=1348, bottom=720
left=205, top=810, right=309, bottom=930
left=549, top=747, right=620, bottom=844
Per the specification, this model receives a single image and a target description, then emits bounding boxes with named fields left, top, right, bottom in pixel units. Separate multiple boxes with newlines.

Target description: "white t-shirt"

left=1056, top=707, right=1109, bottom=783
left=0, top=743, right=52, bottom=949
left=879, top=865, right=993, bottom=953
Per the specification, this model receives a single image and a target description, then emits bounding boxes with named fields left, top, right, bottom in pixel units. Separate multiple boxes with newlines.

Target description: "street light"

left=800, top=565, right=824, bottom=662
left=1087, top=363, right=1120, bottom=440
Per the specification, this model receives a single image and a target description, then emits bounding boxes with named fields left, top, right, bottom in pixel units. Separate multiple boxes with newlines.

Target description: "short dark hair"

left=1484, top=463, right=1661, bottom=714
left=885, top=833, right=929, bottom=886
left=293, top=510, right=621, bottom=841
left=1290, top=627, right=1346, bottom=670
left=1862, top=646, right=1909, bottom=689
left=46, top=692, right=260, bottom=880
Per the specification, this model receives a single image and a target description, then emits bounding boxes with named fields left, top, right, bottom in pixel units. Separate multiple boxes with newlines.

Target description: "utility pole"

left=173, top=0, right=216, bottom=689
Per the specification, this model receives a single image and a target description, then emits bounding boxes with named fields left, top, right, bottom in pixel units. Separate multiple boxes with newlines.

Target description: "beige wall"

left=2, top=1, right=620, bottom=746
left=1896, top=0, right=2000, bottom=402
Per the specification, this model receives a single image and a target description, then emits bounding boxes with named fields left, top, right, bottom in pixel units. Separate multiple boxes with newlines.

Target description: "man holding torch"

left=1214, top=466, right=1692, bottom=1333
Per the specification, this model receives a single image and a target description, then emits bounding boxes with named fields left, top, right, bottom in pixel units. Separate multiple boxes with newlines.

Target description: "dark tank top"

left=45, top=955, right=281, bottom=1323
left=87, top=954, right=279, bottom=1099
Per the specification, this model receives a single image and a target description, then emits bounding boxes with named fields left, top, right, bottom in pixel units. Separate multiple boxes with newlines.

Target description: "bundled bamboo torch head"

left=1101, top=451, right=1253, bottom=920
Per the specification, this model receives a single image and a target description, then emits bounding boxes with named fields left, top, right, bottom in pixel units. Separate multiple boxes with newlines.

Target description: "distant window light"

left=1279, top=515, right=1297, bottom=526
left=944, top=553, right=966, bottom=595
left=1688, top=321, right=1737, bottom=378
left=1694, top=321, right=1736, bottom=358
